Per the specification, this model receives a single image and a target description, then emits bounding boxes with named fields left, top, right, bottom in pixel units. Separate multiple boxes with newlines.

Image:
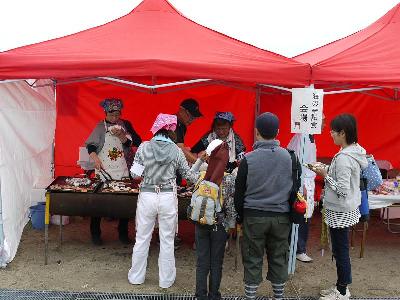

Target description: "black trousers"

left=297, top=218, right=311, bottom=254
left=90, top=217, right=129, bottom=237
left=330, top=226, right=352, bottom=285
left=195, top=223, right=228, bottom=300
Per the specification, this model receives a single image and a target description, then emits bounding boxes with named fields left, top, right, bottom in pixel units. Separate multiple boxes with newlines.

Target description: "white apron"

left=96, top=123, right=129, bottom=181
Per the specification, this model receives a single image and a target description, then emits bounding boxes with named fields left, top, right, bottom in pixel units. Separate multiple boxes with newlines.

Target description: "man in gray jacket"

left=234, top=112, right=292, bottom=300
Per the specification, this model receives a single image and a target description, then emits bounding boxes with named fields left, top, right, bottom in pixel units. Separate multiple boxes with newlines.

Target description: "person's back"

left=234, top=112, right=292, bottom=300
left=244, top=141, right=292, bottom=214
left=137, top=139, right=190, bottom=191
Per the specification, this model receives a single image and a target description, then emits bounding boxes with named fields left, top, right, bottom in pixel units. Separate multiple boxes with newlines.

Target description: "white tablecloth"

left=368, top=193, right=400, bottom=209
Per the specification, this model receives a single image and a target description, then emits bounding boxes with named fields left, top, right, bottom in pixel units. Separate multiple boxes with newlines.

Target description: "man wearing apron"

left=86, top=98, right=142, bottom=245
left=287, top=114, right=325, bottom=262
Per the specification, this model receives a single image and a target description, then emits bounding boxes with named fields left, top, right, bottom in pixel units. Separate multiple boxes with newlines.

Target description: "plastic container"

left=29, top=203, right=46, bottom=230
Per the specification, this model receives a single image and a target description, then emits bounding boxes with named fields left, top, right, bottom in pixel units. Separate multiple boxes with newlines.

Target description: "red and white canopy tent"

left=0, top=0, right=310, bottom=263
left=261, top=3, right=400, bottom=169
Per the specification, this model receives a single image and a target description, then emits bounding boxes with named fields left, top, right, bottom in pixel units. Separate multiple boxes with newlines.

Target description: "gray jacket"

left=323, top=144, right=368, bottom=212
left=244, top=140, right=293, bottom=213
left=133, top=138, right=201, bottom=192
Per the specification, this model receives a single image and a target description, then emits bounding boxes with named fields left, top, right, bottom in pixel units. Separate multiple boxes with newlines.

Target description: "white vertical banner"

left=291, top=88, right=324, bottom=134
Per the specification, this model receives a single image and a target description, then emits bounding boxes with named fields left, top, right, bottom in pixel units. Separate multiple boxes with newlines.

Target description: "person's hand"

left=112, top=128, right=127, bottom=142
left=200, top=152, right=209, bottom=162
left=314, top=165, right=327, bottom=178
left=90, top=153, right=103, bottom=170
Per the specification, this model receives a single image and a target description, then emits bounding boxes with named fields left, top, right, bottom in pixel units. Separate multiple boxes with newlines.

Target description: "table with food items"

left=368, top=178, right=400, bottom=233
left=44, top=175, right=194, bottom=264
left=368, top=179, right=400, bottom=209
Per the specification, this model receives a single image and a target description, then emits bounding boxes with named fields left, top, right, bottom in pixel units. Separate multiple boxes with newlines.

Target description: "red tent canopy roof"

left=295, top=3, right=400, bottom=87
left=0, top=0, right=310, bottom=86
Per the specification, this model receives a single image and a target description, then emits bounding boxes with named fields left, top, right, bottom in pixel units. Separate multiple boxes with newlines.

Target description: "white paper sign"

left=291, top=88, right=324, bottom=134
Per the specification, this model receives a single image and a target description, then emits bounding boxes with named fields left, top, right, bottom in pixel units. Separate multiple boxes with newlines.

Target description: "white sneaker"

left=319, top=287, right=350, bottom=299
left=296, top=253, right=313, bottom=262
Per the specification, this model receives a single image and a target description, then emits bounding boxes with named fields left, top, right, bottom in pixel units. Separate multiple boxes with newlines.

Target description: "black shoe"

left=119, top=234, right=132, bottom=245
left=91, top=235, right=103, bottom=246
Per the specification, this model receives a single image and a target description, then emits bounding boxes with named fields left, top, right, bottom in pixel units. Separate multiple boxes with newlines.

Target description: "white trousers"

left=128, top=192, right=177, bottom=288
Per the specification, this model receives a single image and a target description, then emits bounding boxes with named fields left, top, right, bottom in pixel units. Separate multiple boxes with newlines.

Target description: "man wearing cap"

left=173, top=98, right=202, bottom=249
left=234, top=112, right=293, bottom=300
left=175, top=98, right=203, bottom=164
left=85, top=98, right=142, bottom=245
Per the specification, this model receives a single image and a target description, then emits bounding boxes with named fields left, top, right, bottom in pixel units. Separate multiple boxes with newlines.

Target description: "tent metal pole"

left=0, top=79, right=27, bottom=85
left=253, top=86, right=261, bottom=143
left=359, top=91, right=396, bottom=101
left=259, top=83, right=292, bottom=92
left=154, top=82, right=218, bottom=94
left=214, top=80, right=256, bottom=93
left=324, top=86, right=382, bottom=95
left=96, top=79, right=150, bottom=94
left=0, top=177, right=6, bottom=268
left=51, top=80, right=57, bottom=179
left=97, top=77, right=212, bottom=90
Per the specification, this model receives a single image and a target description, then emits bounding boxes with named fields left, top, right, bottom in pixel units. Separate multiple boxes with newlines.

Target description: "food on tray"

left=100, top=180, right=139, bottom=193
left=303, top=163, right=316, bottom=170
left=48, top=176, right=99, bottom=192
left=303, top=162, right=327, bottom=171
left=65, top=177, right=91, bottom=187
left=372, top=179, right=399, bottom=195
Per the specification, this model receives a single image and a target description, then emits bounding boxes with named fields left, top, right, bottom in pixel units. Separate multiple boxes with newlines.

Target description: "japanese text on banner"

left=291, top=88, right=324, bottom=134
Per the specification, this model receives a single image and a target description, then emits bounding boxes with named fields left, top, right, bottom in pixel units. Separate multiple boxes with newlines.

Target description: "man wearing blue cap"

left=234, top=112, right=293, bottom=300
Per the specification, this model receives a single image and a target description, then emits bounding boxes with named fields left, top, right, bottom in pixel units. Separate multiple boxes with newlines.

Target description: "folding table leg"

left=44, top=192, right=50, bottom=265
left=360, top=222, right=368, bottom=258
left=59, top=215, right=63, bottom=248
left=386, top=207, right=400, bottom=233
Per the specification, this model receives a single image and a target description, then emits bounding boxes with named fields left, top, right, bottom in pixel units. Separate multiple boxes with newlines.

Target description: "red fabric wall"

left=261, top=92, right=400, bottom=169
left=55, top=81, right=256, bottom=176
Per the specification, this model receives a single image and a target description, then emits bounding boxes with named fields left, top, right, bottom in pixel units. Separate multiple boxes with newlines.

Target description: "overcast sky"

left=0, top=0, right=398, bottom=57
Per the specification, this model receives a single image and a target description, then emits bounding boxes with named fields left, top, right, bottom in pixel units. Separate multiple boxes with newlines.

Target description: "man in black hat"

left=175, top=98, right=203, bottom=163
left=171, top=99, right=203, bottom=249
left=234, top=112, right=293, bottom=300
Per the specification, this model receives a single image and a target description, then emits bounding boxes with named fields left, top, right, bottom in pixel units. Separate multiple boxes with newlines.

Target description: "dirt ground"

left=1, top=211, right=400, bottom=298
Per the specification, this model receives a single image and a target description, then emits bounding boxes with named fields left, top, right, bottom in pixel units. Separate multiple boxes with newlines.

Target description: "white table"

left=368, top=193, right=400, bottom=233
left=368, top=193, right=400, bottom=209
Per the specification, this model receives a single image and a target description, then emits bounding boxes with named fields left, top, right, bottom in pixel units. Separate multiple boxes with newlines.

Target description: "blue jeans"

left=330, top=227, right=352, bottom=285
left=296, top=218, right=310, bottom=254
